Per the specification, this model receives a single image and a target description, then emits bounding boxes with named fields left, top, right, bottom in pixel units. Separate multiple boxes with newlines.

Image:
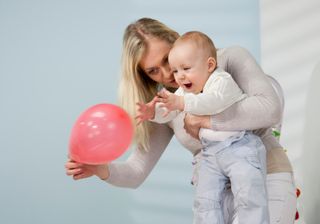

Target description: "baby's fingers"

left=151, top=96, right=160, bottom=103
left=158, top=102, right=167, bottom=108
left=136, top=102, right=144, bottom=108
left=162, top=110, right=170, bottom=118
left=158, top=88, right=170, bottom=98
left=156, top=97, right=168, bottom=104
left=134, top=115, right=144, bottom=125
left=134, top=115, right=141, bottom=120
left=135, top=117, right=142, bottom=125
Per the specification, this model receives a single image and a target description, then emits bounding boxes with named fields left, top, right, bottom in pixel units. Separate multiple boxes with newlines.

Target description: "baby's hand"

left=157, top=88, right=184, bottom=113
left=135, top=96, right=159, bottom=125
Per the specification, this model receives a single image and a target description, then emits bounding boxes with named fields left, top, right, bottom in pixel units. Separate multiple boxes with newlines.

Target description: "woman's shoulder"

left=217, top=45, right=255, bottom=71
left=218, top=45, right=251, bottom=58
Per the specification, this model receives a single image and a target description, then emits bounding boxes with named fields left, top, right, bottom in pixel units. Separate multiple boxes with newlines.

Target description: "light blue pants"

left=193, top=132, right=269, bottom=224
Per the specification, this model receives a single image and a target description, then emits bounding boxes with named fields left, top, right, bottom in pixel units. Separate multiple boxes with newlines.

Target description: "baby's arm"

left=151, top=103, right=180, bottom=124
left=157, top=88, right=184, bottom=112
left=136, top=95, right=179, bottom=124
left=183, top=71, right=245, bottom=116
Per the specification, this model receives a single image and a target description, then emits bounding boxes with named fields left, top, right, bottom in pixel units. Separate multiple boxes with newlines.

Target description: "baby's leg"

left=219, top=133, right=269, bottom=224
left=223, top=173, right=296, bottom=224
left=221, top=185, right=234, bottom=224
left=193, top=145, right=228, bottom=224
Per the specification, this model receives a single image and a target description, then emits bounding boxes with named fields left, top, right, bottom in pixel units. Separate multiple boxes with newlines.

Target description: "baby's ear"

left=207, top=57, right=216, bottom=73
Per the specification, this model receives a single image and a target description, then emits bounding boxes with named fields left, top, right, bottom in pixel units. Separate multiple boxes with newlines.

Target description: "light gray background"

left=260, top=1, right=320, bottom=223
left=0, top=1, right=260, bottom=223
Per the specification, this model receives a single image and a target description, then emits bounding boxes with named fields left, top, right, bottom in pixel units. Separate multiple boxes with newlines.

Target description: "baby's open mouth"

left=184, top=83, right=192, bottom=89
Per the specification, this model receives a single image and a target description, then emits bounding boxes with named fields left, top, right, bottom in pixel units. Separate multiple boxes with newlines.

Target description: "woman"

left=65, top=18, right=296, bottom=224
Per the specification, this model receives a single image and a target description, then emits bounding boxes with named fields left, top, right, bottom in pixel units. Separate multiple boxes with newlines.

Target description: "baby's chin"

left=182, top=87, right=194, bottom=93
left=183, top=87, right=201, bottom=94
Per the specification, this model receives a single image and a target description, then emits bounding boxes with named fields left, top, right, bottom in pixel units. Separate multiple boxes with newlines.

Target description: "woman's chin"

left=165, top=81, right=179, bottom=89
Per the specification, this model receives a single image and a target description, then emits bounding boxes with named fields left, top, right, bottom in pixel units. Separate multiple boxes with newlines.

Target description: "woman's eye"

left=148, top=68, right=159, bottom=75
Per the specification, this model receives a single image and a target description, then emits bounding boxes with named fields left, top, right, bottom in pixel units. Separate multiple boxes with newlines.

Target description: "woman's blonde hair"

left=118, top=18, right=179, bottom=151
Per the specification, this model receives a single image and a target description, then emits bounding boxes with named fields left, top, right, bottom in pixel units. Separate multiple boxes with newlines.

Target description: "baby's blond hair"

left=174, top=31, right=217, bottom=61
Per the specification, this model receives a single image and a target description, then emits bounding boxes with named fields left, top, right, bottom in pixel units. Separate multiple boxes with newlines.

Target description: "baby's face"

left=168, top=42, right=213, bottom=94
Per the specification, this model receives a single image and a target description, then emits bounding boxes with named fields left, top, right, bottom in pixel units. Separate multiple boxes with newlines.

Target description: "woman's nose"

left=161, top=66, right=173, bottom=80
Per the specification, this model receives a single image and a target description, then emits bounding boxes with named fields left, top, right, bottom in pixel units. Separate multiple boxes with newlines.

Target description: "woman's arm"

left=183, top=46, right=282, bottom=138
left=210, top=46, right=282, bottom=131
left=104, top=123, right=173, bottom=188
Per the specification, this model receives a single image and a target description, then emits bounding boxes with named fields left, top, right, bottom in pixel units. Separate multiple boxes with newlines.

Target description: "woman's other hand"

left=65, top=159, right=110, bottom=180
left=184, top=114, right=211, bottom=139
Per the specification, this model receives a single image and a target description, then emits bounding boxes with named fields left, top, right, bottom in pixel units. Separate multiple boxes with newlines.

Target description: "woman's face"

left=139, top=38, right=179, bottom=88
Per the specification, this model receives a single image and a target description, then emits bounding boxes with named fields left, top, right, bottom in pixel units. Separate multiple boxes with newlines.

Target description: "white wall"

left=260, top=0, right=320, bottom=223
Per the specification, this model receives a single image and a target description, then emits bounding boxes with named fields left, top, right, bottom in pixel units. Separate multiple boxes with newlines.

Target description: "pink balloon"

left=69, top=104, right=133, bottom=164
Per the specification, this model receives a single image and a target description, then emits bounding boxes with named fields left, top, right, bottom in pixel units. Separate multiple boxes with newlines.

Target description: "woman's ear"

left=207, top=57, right=217, bottom=73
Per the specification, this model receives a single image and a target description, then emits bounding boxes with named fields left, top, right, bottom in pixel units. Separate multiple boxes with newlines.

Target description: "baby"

left=136, top=31, right=269, bottom=224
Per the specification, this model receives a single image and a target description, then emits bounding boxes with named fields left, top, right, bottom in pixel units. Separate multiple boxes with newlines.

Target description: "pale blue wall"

left=0, top=1, right=260, bottom=223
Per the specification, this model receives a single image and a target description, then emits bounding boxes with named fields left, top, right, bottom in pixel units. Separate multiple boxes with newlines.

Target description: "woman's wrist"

left=184, top=114, right=212, bottom=139
left=97, top=164, right=110, bottom=180
left=200, top=115, right=212, bottom=129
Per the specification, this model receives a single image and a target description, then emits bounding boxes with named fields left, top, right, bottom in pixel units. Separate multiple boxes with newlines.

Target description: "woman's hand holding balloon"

left=65, top=159, right=110, bottom=180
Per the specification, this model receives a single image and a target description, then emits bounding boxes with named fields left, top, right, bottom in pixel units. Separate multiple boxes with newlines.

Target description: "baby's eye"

left=172, top=69, right=178, bottom=74
left=183, top=67, right=190, bottom=71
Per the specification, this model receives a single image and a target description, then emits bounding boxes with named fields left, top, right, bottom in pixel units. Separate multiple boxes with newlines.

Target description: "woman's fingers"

left=73, top=172, right=91, bottom=180
left=65, top=158, right=96, bottom=180
left=66, top=168, right=83, bottom=176
left=65, top=161, right=83, bottom=169
left=65, top=160, right=86, bottom=178
left=183, top=113, right=200, bottom=139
